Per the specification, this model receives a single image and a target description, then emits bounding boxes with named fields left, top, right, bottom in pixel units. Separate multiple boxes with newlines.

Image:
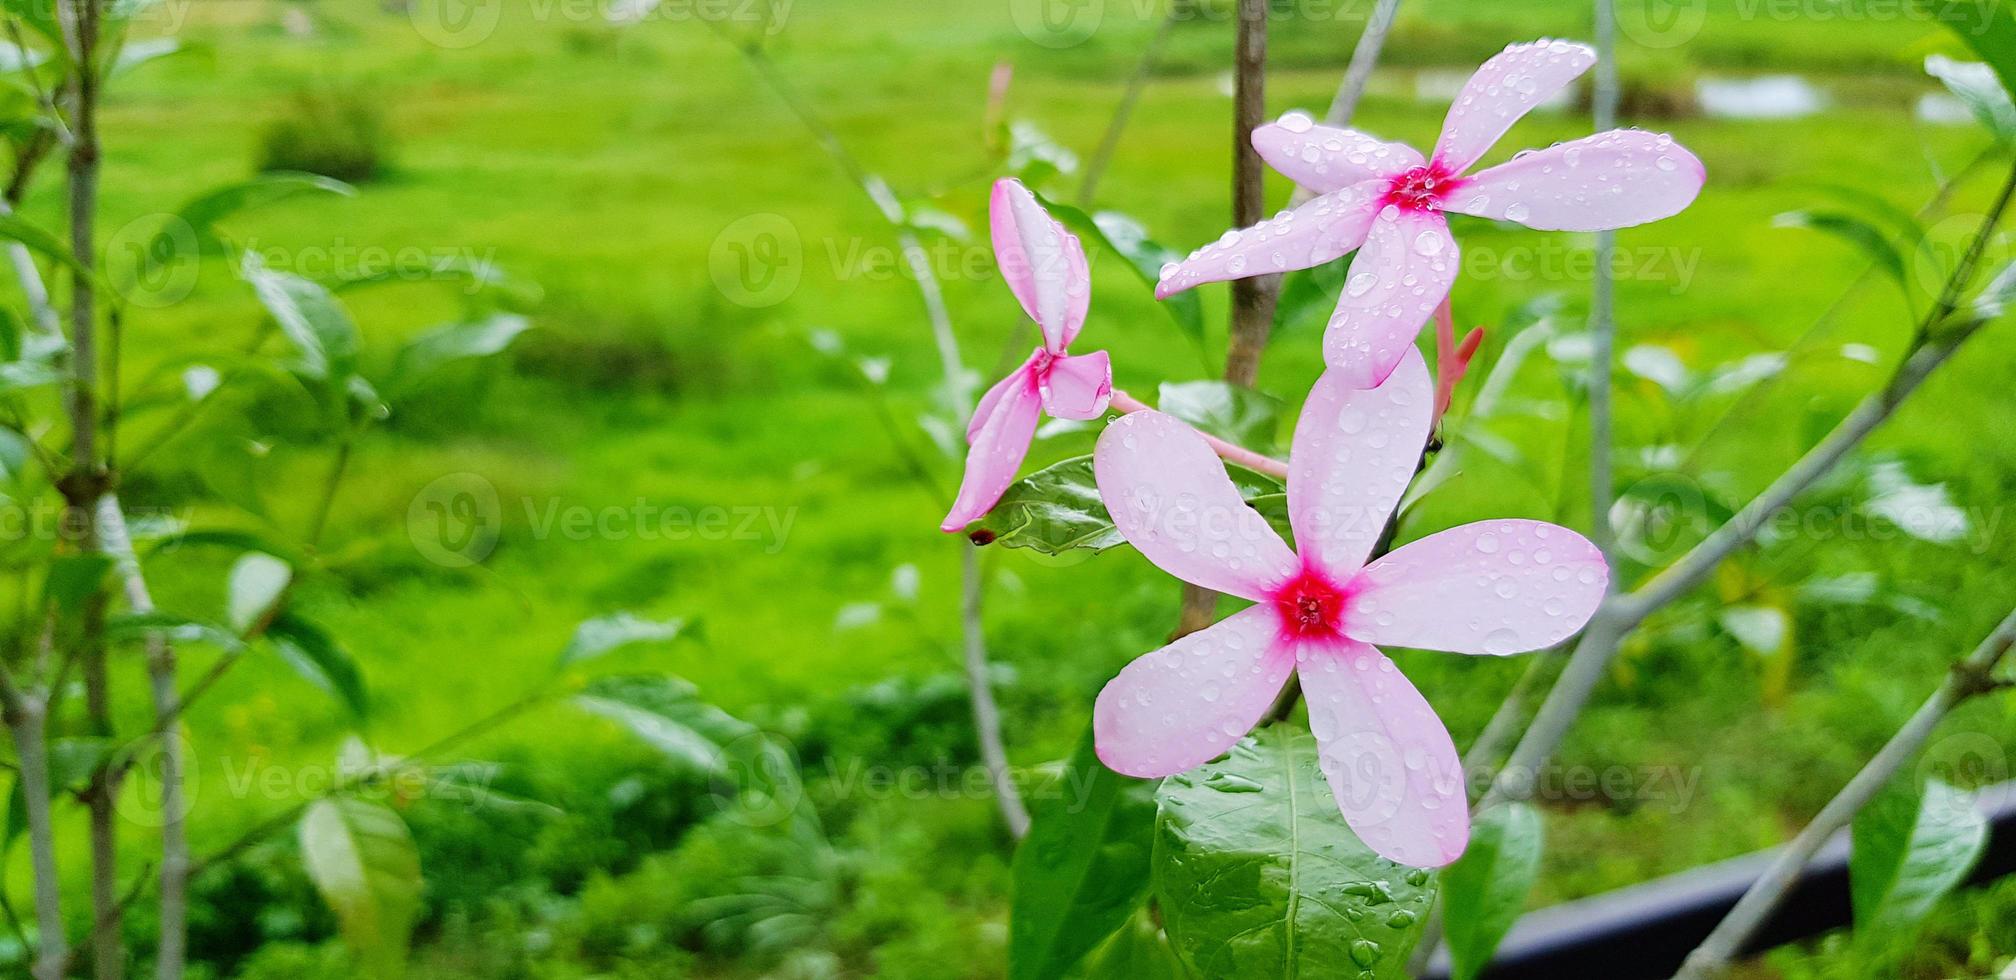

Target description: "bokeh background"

left=20, top=0, right=2016, bottom=976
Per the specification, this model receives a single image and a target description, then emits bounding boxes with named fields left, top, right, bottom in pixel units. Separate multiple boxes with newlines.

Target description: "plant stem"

left=307, top=436, right=354, bottom=551
left=720, top=31, right=1029, bottom=837
left=84, top=618, right=124, bottom=980
left=1323, top=0, right=1401, bottom=129
left=1180, top=0, right=1276, bottom=638
left=962, top=544, right=1029, bottom=838
left=1077, top=6, right=1176, bottom=206
left=1108, top=389, right=1288, bottom=478
left=1586, top=0, right=1619, bottom=559
left=4, top=682, right=67, bottom=980
left=95, top=495, right=190, bottom=980
left=1675, top=605, right=2016, bottom=977
left=1481, top=159, right=2016, bottom=814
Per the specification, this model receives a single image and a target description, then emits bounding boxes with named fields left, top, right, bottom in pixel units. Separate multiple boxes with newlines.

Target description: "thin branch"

left=1586, top=0, right=1619, bottom=558
left=1322, top=0, right=1401, bottom=129
left=721, top=32, right=1029, bottom=838
left=1675, top=605, right=2016, bottom=977
left=1481, top=159, right=2016, bottom=814
left=1077, top=6, right=1177, bottom=206
left=6, top=691, right=67, bottom=980
left=1109, top=388, right=1288, bottom=478
left=1179, top=0, right=1275, bottom=638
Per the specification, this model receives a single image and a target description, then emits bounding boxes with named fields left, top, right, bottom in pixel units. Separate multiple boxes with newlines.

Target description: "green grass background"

left=8, top=0, right=2016, bottom=975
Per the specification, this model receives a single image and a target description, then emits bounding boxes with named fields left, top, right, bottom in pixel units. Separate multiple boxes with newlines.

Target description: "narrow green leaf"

left=0, top=211, right=91, bottom=280
left=145, top=173, right=353, bottom=270
left=106, top=611, right=246, bottom=653
left=1851, top=778, right=1987, bottom=938
left=572, top=674, right=753, bottom=774
left=1084, top=909, right=1186, bottom=980
left=1918, top=0, right=2016, bottom=109
left=226, top=552, right=292, bottom=634
left=242, top=251, right=361, bottom=380
left=298, top=798, right=423, bottom=978
left=1155, top=380, right=1282, bottom=451
left=968, top=453, right=1288, bottom=556
left=1442, top=802, right=1543, bottom=980
left=1008, top=726, right=1158, bottom=980
left=386, top=313, right=530, bottom=395
left=1926, top=55, right=2016, bottom=143
left=1031, top=192, right=1206, bottom=358
left=557, top=612, right=693, bottom=668
left=265, top=613, right=370, bottom=718
left=1153, top=726, right=1437, bottom=980
left=1773, top=210, right=1905, bottom=285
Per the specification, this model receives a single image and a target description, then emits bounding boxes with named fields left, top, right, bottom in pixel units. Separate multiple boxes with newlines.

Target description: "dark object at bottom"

left=1422, top=780, right=2016, bottom=979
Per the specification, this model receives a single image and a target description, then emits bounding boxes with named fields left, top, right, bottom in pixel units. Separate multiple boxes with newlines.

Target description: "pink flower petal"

left=1347, top=519, right=1608, bottom=655
left=1432, top=39, right=1596, bottom=174
left=1155, top=180, right=1386, bottom=298
left=1321, top=207, right=1458, bottom=389
left=968, top=355, right=1040, bottom=443
left=1297, top=634, right=1469, bottom=867
left=1094, top=605, right=1294, bottom=777
left=1040, top=350, right=1113, bottom=421
left=1287, top=347, right=1433, bottom=578
left=1443, top=130, right=1705, bottom=232
left=1094, top=410, right=1299, bottom=600
left=1252, top=114, right=1424, bottom=194
left=940, top=372, right=1042, bottom=532
left=992, top=178, right=1090, bottom=352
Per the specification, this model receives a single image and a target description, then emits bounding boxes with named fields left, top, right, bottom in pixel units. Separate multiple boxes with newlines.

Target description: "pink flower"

left=1155, top=39, right=1704, bottom=389
left=942, top=179, right=1114, bottom=533
left=1091, top=347, right=1608, bottom=866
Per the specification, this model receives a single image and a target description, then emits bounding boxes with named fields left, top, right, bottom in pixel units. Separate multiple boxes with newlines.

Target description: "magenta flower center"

left=1273, top=569, right=1350, bottom=638
left=1384, top=164, right=1459, bottom=211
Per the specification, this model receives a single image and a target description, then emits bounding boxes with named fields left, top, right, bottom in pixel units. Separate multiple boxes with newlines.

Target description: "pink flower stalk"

left=1155, top=39, right=1705, bottom=389
left=1091, top=347, right=1608, bottom=866
left=942, top=178, right=1114, bottom=532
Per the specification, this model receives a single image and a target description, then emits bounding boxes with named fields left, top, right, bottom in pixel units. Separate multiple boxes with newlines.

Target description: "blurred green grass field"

left=17, top=0, right=2016, bottom=975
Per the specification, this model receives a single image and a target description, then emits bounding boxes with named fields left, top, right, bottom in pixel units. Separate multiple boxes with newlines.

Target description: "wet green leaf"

left=1851, top=778, right=1986, bottom=939
left=1156, top=380, right=1282, bottom=451
left=1153, top=726, right=1436, bottom=980
left=968, top=454, right=1288, bottom=556
left=298, top=798, right=423, bottom=977
left=1442, top=802, right=1542, bottom=980
left=1009, top=726, right=1158, bottom=980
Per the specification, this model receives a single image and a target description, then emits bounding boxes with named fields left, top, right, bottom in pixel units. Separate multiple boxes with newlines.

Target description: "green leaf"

left=1773, top=210, right=1906, bottom=285
left=1156, top=380, right=1282, bottom=451
left=148, top=527, right=301, bottom=564
left=43, top=554, right=113, bottom=624
left=1850, top=778, right=1987, bottom=938
left=572, top=674, right=753, bottom=774
left=1008, top=726, right=1158, bottom=980
left=1153, top=726, right=1437, bottom=979
left=1925, top=55, right=2016, bottom=143
left=1441, top=802, right=1543, bottom=980
left=265, top=613, right=370, bottom=718
left=1031, top=192, right=1206, bottom=358
left=106, top=611, right=247, bottom=652
left=242, top=251, right=361, bottom=381
left=144, top=173, right=353, bottom=271
left=297, top=798, right=423, bottom=978
left=1918, top=0, right=2016, bottom=109
left=227, top=552, right=292, bottom=634
left=968, top=454, right=1289, bottom=556
left=385, top=313, right=530, bottom=396
left=1084, top=909, right=1186, bottom=980
left=0, top=210, right=91, bottom=280
left=557, top=612, right=693, bottom=668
